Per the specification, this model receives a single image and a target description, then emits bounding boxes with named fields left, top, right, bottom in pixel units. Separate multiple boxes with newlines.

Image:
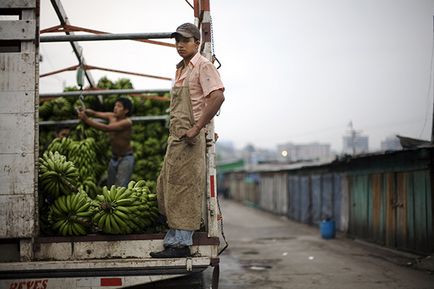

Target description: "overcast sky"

left=39, top=0, right=434, bottom=152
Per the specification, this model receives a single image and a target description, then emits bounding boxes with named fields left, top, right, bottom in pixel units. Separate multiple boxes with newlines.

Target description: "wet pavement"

left=138, top=199, right=434, bottom=289
left=215, top=199, right=434, bottom=289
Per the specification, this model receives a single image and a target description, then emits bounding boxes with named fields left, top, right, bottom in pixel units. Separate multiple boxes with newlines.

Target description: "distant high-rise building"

left=242, top=144, right=277, bottom=165
left=381, top=135, right=402, bottom=151
left=342, top=122, right=369, bottom=155
left=277, top=142, right=332, bottom=162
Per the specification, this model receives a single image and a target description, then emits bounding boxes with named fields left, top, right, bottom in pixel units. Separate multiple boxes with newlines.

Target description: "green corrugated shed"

left=344, top=148, right=433, bottom=254
left=217, top=159, right=244, bottom=173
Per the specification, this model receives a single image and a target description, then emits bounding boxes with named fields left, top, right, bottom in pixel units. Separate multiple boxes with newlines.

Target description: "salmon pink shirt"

left=174, top=52, right=224, bottom=122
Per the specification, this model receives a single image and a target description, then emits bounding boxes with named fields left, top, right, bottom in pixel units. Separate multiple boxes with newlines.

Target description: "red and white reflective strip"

left=100, top=277, right=122, bottom=287
left=210, top=175, right=216, bottom=198
left=1, top=277, right=124, bottom=289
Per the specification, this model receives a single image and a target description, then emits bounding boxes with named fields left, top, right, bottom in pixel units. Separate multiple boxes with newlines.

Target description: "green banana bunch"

left=45, top=137, right=101, bottom=198
left=92, top=185, right=134, bottom=234
left=69, top=138, right=98, bottom=181
left=48, top=190, right=93, bottom=236
left=39, top=100, right=53, bottom=120
left=74, top=122, right=99, bottom=140
left=46, top=137, right=73, bottom=157
left=51, top=97, right=73, bottom=120
left=39, top=151, right=79, bottom=199
left=92, top=181, right=159, bottom=234
left=127, top=180, right=160, bottom=230
left=78, top=177, right=100, bottom=199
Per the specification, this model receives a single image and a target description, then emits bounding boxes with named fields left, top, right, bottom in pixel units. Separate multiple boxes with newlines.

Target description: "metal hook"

left=213, top=54, right=222, bottom=69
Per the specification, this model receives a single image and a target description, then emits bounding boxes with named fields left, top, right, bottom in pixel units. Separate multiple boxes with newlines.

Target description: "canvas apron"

left=156, top=69, right=206, bottom=231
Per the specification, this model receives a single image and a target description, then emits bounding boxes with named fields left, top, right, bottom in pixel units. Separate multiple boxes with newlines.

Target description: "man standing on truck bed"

left=150, top=23, right=225, bottom=258
left=78, top=97, right=134, bottom=187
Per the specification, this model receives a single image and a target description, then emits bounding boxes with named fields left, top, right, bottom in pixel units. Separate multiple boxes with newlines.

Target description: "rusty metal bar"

left=40, top=24, right=64, bottom=34
left=84, top=65, right=172, bottom=81
left=40, top=32, right=172, bottom=43
left=201, top=0, right=210, bottom=11
left=40, top=64, right=79, bottom=78
left=40, top=88, right=169, bottom=98
left=40, top=64, right=172, bottom=81
left=194, top=0, right=200, bottom=17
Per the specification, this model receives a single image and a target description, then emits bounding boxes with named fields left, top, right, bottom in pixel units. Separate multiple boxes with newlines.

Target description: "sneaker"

left=150, top=247, right=191, bottom=258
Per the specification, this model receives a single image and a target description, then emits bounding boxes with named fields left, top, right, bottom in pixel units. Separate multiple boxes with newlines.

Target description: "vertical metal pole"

left=430, top=17, right=434, bottom=253
left=199, top=0, right=219, bottom=240
left=50, top=0, right=96, bottom=88
left=431, top=16, right=434, bottom=142
left=34, top=0, right=41, bottom=247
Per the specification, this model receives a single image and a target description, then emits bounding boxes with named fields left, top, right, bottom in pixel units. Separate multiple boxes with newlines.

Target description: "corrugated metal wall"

left=259, top=174, right=274, bottom=212
left=350, top=174, right=371, bottom=239
left=221, top=148, right=434, bottom=254
left=286, top=173, right=344, bottom=227
left=287, top=175, right=303, bottom=222
left=274, top=173, right=288, bottom=215
left=227, top=172, right=259, bottom=206
left=258, top=173, right=287, bottom=215
left=348, top=169, right=433, bottom=254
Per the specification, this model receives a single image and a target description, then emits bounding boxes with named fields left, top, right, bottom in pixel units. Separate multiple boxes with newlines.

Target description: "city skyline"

left=217, top=132, right=404, bottom=166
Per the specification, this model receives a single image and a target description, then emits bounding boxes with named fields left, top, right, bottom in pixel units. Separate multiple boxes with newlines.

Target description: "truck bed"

left=0, top=232, right=220, bottom=288
left=27, top=232, right=219, bottom=261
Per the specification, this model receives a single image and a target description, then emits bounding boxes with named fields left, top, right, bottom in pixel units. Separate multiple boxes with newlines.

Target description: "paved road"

left=137, top=199, right=433, bottom=289
left=213, top=199, right=434, bottom=289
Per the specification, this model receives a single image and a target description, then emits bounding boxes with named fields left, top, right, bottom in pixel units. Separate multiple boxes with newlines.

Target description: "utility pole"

left=431, top=16, right=434, bottom=142
left=349, top=121, right=356, bottom=155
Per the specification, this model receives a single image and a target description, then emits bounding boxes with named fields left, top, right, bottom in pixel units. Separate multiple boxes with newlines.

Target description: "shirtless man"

left=78, top=97, right=134, bottom=187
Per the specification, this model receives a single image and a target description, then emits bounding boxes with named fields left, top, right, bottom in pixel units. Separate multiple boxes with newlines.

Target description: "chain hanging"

left=209, top=15, right=221, bottom=69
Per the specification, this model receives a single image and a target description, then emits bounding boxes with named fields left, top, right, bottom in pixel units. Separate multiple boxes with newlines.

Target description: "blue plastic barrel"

left=320, top=219, right=336, bottom=239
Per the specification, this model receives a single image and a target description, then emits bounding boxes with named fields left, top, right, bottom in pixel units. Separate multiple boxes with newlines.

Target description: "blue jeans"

left=163, top=229, right=194, bottom=247
left=107, top=154, right=134, bottom=187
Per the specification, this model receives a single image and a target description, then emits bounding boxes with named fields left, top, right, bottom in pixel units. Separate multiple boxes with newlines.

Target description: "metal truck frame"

left=0, top=0, right=222, bottom=288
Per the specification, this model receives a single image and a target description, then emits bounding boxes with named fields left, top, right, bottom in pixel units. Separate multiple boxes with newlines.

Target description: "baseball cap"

left=171, top=23, right=201, bottom=40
